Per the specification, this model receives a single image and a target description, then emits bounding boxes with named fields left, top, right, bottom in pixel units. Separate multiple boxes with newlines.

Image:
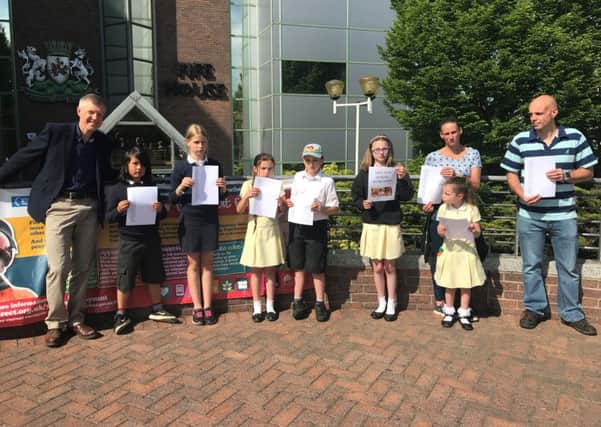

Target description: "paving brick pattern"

left=1, top=309, right=600, bottom=426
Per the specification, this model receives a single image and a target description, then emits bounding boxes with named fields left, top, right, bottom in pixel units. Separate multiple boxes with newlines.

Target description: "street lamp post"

left=325, top=77, right=380, bottom=175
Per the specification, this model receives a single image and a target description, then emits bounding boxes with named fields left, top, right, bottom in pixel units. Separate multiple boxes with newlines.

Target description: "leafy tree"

left=381, top=0, right=601, bottom=174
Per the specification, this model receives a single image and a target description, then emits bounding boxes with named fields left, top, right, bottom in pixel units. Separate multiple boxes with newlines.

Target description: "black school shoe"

left=561, top=318, right=597, bottom=336
left=441, top=314, right=455, bottom=328
left=458, top=316, right=473, bottom=331
left=266, top=311, right=279, bottom=321
left=519, top=309, right=550, bottom=329
left=292, top=300, right=309, bottom=320
left=252, top=312, right=265, bottom=323
left=314, top=302, right=330, bottom=322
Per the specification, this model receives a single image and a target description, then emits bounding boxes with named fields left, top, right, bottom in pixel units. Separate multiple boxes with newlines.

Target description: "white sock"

left=266, top=299, right=275, bottom=313
left=458, top=307, right=471, bottom=318
left=386, top=299, right=396, bottom=315
left=376, top=296, right=387, bottom=313
left=253, top=300, right=262, bottom=315
left=443, top=305, right=456, bottom=316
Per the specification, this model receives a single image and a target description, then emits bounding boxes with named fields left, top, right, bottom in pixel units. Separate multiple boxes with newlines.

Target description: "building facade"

left=0, top=0, right=409, bottom=178
left=1, top=0, right=232, bottom=178
left=231, top=0, right=412, bottom=174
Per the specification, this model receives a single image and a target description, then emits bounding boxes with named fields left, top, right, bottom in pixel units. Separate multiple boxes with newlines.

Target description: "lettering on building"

left=161, top=63, right=229, bottom=101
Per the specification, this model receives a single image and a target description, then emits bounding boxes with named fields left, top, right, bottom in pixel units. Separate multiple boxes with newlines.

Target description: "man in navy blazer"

left=0, top=94, right=115, bottom=347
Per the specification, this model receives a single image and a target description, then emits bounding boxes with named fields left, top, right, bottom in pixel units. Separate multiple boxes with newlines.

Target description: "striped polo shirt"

left=500, top=126, right=597, bottom=221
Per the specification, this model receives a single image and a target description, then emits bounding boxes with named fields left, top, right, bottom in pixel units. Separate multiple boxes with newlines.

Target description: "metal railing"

left=327, top=175, right=601, bottom=261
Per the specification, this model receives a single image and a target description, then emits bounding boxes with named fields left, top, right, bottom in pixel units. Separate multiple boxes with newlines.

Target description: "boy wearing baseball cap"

left=285, top=143, right=339, bottom=321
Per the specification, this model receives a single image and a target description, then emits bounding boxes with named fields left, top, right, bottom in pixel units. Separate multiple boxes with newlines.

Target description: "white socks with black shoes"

left=375, top=296, right=387, bottom=314
left=457, top=307, right=472, bottom=328
left=253, top=300, right=262, bottom=315
left=442, top=305, right=455, bottom=325
left=386, top=298, right=396, bottom=315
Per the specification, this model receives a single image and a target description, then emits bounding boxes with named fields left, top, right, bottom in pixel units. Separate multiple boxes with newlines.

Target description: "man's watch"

left=563, top=170, right=572, bottom=183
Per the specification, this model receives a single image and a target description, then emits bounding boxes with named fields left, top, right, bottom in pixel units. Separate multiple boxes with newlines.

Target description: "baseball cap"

left=301, top=143, right=323, bottom=159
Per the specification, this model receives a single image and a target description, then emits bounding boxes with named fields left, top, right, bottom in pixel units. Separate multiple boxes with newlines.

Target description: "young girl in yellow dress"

left=435, top=177, right=485, bottom=330
left=236, top=153, right=286, bottom=322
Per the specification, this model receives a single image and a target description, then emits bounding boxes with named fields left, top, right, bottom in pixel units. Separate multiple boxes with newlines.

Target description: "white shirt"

left=290, top=170, right=339, bottom=222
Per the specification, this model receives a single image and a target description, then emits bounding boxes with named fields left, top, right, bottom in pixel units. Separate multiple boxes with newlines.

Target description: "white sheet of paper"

left=191, top=165, right=219, bottom=205
left=288, top=192, right=314, bottom=225
left=126, top=186, right=158, bottom=226
left=249, top=176, right=281, bottom=219
left=367, top=167, right=397, bottom=202
left=439, top=217, right=475, bottom=244
left=417, top=165, right=445, bottom=204
left=523, top=157, right=556, bottom=198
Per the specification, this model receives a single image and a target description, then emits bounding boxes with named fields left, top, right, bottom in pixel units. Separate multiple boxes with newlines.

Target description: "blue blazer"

left=0, top=123, right=115, bottom=223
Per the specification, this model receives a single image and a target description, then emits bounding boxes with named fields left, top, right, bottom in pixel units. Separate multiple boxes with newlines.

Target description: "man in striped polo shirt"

left=501, top=94, right=597, bottom=336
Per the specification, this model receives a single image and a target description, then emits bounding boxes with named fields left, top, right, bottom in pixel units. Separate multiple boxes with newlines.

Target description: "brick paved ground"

left=1, top=309, right=600, bottom=426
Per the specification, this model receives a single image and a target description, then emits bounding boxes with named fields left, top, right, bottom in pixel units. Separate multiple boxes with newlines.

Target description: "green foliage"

left=381, top=0, right=601, bottom=174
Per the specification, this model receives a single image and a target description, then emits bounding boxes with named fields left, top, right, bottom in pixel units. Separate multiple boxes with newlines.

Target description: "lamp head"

left=325, top=80, right=344, bottom=100
left=359, top=76, right=380, bottom=99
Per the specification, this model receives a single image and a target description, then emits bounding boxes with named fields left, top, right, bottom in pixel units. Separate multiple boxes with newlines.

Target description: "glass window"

left=282, top=26, right=346, bottom=61
left=0, top=94, right=15, bottom=127
left=0, top=22, right=10, bottom=55
left=259, top=97, right=272, bottom=129
left=231, top=4, right=244, bottom=35
left=133, top=60, right=153, bottom=95
left=0, top=58, right=11, bottom=91
left=104, top=24, right=128, bottom=59
left=231, top=36, right=243, bottom=69
left=282, top=60, right=345, bottom=94
left=103, top=0, right=128, bottom=25
left=257, top=0, right=271, bottom=31
left=346, top=98, right=400, bottom=130
left=0, top=0, right=8, bottom=20
left=281, top=0, right=346, bottom=27
left=281, top=95, right=345, bottom=129
left=102, top=0, right=155, bottom=107
left=258, top=27, right=271, bottom=65
left=259, top=62, right=272, bottom=97
left=132, top=25, right=153, bottom=61
left=106, top=60, right=129, bottom=94
left=131, top=0, right=152, bottom=26
left=349, top=30, right=386, bottom=63
left=349, top=0, right=395, bottom=28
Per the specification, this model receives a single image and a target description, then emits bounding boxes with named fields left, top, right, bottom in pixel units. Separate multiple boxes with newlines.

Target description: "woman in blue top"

left=421, top=118, right=482, bottom=317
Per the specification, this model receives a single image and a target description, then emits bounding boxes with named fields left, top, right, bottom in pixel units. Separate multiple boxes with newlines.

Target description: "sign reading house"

left=161, top=62, right=228, bottom=101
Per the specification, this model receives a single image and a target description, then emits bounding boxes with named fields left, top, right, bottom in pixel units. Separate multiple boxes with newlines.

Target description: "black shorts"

left=117, top=236, right=166, bottom=292
left=287, top=220, right=328, bottom=274
left=178, top=220, right=219, bottom=253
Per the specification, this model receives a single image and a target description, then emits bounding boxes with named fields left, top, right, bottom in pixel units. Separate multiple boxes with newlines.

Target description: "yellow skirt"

left=360, top=223, right=404, bottom=260
left=434, top=240, right=485, bottom=288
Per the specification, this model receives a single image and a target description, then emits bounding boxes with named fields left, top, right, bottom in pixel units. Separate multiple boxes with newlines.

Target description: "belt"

left=60, top=191, right=96, bottom=200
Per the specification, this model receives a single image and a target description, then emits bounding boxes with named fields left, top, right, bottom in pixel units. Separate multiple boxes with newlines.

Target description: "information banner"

left=0, top=181, right=303, bottom=328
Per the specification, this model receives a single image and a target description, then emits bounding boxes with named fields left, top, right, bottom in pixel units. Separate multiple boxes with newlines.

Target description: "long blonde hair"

left=184, top=123, right=209, bottom=141
left=359, top=135, right=394, bottom=172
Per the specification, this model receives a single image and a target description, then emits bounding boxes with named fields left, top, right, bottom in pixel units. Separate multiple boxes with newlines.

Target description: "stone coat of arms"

left=17, top=40, right=96, bottom=102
